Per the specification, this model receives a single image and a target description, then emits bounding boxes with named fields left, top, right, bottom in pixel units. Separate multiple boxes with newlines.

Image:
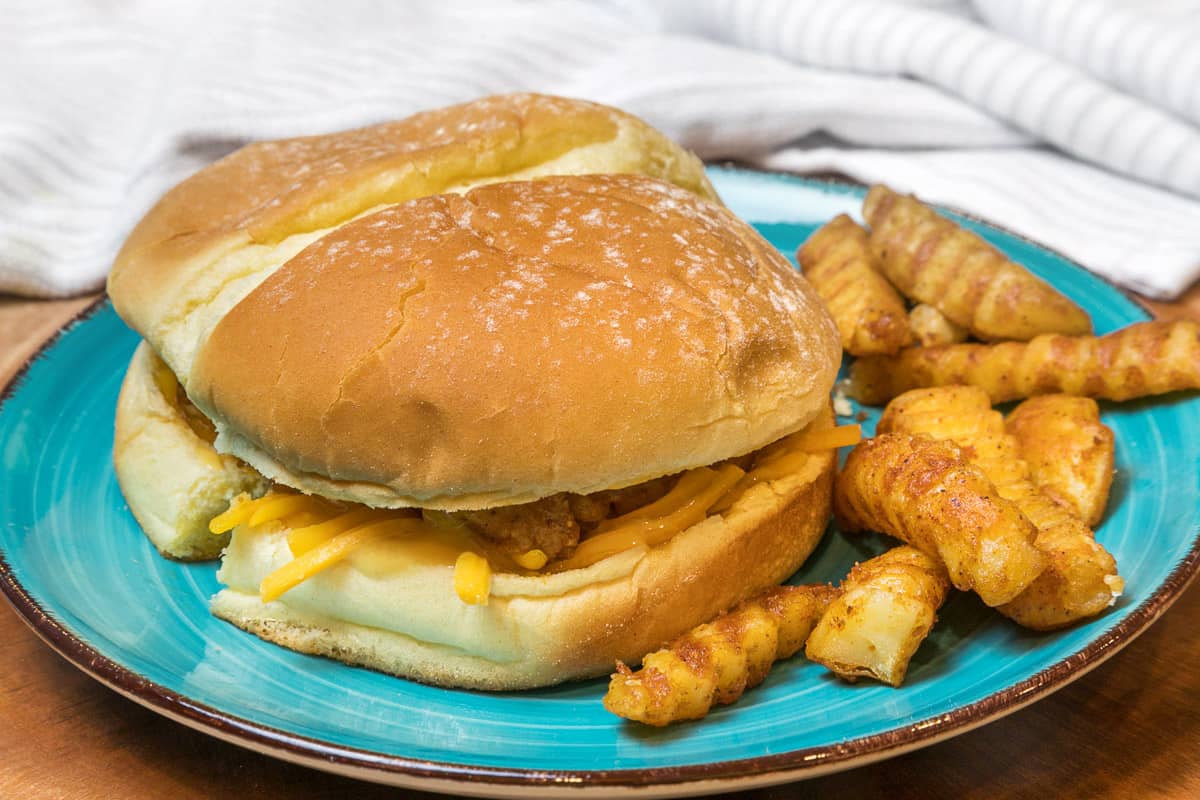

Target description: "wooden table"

left=3, top=288, right=1200, bottom=800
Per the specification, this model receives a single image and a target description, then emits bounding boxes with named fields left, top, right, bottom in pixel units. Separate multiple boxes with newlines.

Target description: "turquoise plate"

left=2, top=168, right=1199, bottom=797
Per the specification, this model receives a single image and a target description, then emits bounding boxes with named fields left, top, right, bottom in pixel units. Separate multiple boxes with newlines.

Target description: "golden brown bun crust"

left=211, top=407, right=836, bottom=689
left=107, top=93, right=717, bottom=367
left=190, top=175, right=841, bottom=509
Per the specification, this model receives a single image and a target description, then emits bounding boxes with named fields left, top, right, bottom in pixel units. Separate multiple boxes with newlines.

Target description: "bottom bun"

left=212, top=406, right=835, bottom=690
left=114, top=342, right=266, bottom=560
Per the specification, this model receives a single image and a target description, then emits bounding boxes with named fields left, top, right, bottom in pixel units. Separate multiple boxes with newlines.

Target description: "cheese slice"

left=556, top=463, right=745, bottom=571
left=779, top=422, right=861, bottom=454
left=259, top=518, right=425, bottom=602
left=591, top=468, right=716, bottom=534
left=288, top=507, right=391, bottom=555
left=248, top=494, right=317, bottom=527
left=214, top=424, right=851, bottom=604
left=513, top=549, right=548, bottom=570
left=453, top=552, right=493, bottom=605
left=713, top=422, right=861, bottom=512
left=209, top=492, right=263, bottom=534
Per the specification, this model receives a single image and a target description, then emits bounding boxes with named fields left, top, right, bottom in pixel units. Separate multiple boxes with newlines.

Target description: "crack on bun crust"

left=189, top=175, right=840, bottom=510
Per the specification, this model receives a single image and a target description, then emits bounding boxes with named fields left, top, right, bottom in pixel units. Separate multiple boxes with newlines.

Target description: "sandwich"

left=108, top=93, right=842, bottom=689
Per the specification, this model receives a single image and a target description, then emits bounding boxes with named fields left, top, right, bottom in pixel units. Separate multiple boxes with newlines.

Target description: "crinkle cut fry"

left=797, top=214, right=912, bottom=356
left=909, top=303, right=967, bottom=347
left=1006, top=395, right=1115, bottom=528
left=878, top=386, right=1123, bottom=630
left=603, top=583, right=838, bottom=726
left=806, top=545, right=950, bottom=687
left=849, top=320, right=1200, bottom=406
left=862, top=185, right=1091, bottom=341
left=834, top=432, right=1046, bottom=607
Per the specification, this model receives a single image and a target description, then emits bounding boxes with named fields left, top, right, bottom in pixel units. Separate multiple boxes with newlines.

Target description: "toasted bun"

left=108, top=93, right=842, bottom=689
left=110, top=92, right=724, bottom=551
left=187, top=174, right=839, bottom=509
left=211, top=406, right=835, bottom=690
left=108, top=93, right=716, bottom=386
left=113, top=342, right=266, bottom=560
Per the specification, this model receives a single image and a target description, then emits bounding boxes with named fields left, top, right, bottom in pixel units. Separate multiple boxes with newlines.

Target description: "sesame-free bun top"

left=107, top=93, right=717, bottom=383
left=188, top=174, right=841, bottom=510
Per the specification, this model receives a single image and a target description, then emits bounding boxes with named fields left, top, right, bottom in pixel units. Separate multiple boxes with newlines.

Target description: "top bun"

left=188, top=174, right=840, bottom=509
left=108, top=93, right=717, bottom=382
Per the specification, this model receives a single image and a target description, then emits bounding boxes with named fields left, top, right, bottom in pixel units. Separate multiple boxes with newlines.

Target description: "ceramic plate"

left=2, top=169, right=1198, bottom=798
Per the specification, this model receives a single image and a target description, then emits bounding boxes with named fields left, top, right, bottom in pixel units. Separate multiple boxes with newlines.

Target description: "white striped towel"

left=1, top=0, right=1197, bottom=300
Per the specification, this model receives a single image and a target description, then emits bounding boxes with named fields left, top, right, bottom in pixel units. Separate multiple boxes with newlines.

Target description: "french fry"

left=806, top=545, right=950, bottom=687
left=603, top=584, right=838, bottom=726
left=877, top=386, right=1017, bottom=463
left=797, top=214, right=912, bottom=356
left=849, top=320, right=1200, bottom=405
left=1006, top=395, right=1115, bottom=528
left=998, top=523, right=1123, bottom=630
left=878, top=387, right=1123, bottom=630
left=909, top=303, right=967, bottom=347
left=863, top=185, right=1091, bottom=341
left=834, top=432, right=1046, bottom=607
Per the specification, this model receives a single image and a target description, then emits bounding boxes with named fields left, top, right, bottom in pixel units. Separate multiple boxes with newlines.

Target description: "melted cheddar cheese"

left=453, top=552, right=492, bottom=605
left=209, top=424, right=861, bottom=606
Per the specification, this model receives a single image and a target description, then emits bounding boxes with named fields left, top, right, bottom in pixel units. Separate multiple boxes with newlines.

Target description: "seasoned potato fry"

left=1006, top=395, right=1115, bottom=527
left=877, top=386, right=1014, bottom=458
left=849, top=320, right=1200, bottom=405
left=834, top=432, right=1046, bottom=607
left=878, top=387, right=1123, bottom=630
left=806, top=545, right=950, bottom=687
left=863, top=185, right=1091, bottom=341
left=999, top=522, right=1123, bottom=630
left=909, top=303, right=968, bottom=347
left=604, top=584, right=838, bottom=726
left=797, top=214, right=912, bottom=356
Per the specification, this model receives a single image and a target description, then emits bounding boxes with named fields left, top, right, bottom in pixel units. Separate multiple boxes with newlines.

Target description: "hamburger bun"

left=112, top=92, right=718, bottom=559
left=107, top=93, right=842, bottom=689
left=188, top=174, right=839, bottom=510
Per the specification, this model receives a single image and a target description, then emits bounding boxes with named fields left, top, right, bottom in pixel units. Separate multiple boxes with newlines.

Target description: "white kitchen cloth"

left=1, top=0, right=1197, bottom=300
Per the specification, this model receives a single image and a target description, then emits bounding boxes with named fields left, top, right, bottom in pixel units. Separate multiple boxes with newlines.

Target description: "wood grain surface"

left=2, top=286, right=1199, bottom=800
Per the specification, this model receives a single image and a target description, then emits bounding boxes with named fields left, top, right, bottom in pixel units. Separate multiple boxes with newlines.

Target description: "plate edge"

left=0, top=187, right=1197, bottom=792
